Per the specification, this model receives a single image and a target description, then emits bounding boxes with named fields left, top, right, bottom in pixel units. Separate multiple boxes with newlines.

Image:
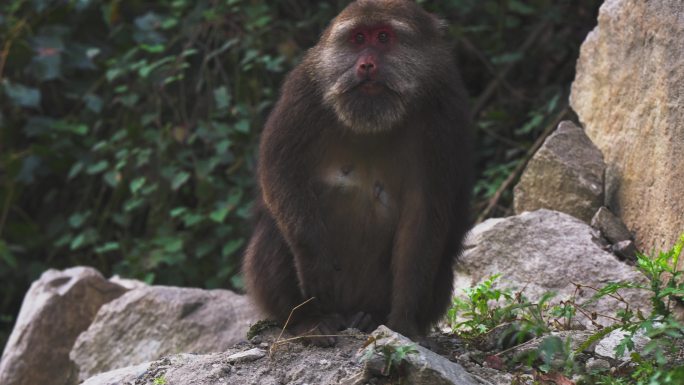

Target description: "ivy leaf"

left=0, top=240, right=18, bottom=268
left=130, top=177, right=146, bottom=194
left=17, top=155, right=42, bottom=184
left=214, top=86, right=231, bottom=110
left=87, top=160, right=109, bottom=174
left=222, top=238, right=244, bottom=257
left=2, top=81, right=41, bottom=108
left=171, top=171, right=191, bottom=190
left=210, top=205, right=230, bottom=223
left=84, top=94, right=103, bottom=113
left=95, top=242, right=120, bottom=253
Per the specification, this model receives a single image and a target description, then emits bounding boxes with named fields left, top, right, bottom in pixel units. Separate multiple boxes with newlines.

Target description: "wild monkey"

left=243, top=0, right=473, bottom=345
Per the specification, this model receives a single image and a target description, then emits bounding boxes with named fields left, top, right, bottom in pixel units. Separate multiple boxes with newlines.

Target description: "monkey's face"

left=312, top=1, right=447, bottom=134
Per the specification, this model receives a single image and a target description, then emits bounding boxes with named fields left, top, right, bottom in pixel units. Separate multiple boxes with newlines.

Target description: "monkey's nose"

left=356, top=58, right=377, bottom=78
left=359, top=62, right=374, bottom=72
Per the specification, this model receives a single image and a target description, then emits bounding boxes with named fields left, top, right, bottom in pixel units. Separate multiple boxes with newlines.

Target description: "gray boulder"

left=513, top=120, right=605, bottom=223
left=70, top=285, right=260, bottom=381
left=354, top=325, right=478, bottom=385
left=0, top=267, right=126, bottom=385
left=456, top=209, right=650, bottom=326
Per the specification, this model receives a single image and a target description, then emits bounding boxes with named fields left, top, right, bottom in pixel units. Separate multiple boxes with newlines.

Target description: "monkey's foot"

left=289, top=313, right=346, bottom=347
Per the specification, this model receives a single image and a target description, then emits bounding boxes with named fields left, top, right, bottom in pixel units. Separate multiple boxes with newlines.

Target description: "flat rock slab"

left=70, top=285, right=260, bottom=381
left=456, top=209, right=650, bottom=327
left=81, top=330, right=368, bottom=385
left=0, top=267, right=126, bottom=385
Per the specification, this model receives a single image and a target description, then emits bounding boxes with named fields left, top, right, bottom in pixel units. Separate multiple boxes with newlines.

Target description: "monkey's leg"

left=243, top=211, right=344, bottom=346
left=243, top=211, right=304, bottom=323
left=387, top=192, right=453, bottom=338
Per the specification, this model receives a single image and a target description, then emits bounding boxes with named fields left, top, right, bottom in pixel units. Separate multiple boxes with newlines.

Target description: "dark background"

left=0, top=0, right=602, bottom=350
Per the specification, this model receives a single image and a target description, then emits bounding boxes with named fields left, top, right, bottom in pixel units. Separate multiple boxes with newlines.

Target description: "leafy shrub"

left=448, top=234, right=684, bottom=383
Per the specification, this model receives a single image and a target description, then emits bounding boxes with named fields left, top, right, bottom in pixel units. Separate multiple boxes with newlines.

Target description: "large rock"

left=513, top=120, right=605, bottom=223
left=70, top=286, right=260, bottom=381
left=0, top=267, right=126, bottom=385
left=356, top=326, right=478, bottom=385
left=456, top=209, right=650, bottom=326
left=570, top=0, right=684, bottom=250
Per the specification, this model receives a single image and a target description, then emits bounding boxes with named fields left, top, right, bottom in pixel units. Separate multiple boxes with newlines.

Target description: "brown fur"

left=243, top=0, right=473, bottom=344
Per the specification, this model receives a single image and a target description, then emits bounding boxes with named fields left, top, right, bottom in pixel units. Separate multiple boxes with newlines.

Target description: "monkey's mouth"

left=356, top=80, right=386, bottom=95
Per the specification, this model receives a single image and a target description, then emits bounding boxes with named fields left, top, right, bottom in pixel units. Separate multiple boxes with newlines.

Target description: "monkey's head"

left=309, top=0, right=451, bottom=134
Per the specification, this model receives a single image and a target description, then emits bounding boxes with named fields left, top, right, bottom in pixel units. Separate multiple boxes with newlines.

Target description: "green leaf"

left=170, top=207, right=187, bottom=217
left=508, top=0, right=536, bottom=15
left=119, top=94, right=140, bottom=107
left=68, top=162, right=85, bottom=179
left=68, top=211, right=90, bottom=228
left=70, top=233, right=86, bottom=250
left=95, top=242, right=120, bottom=253
left=139, top=56, right=174, bottom=78
left=86, top=160, right=109, bottom=175
left=104, top=171, right=119, bottom=187
left=222, top=239, right=244, bottom=257
left=54, top=121, right=89, bottom=135
left=0, top=240, right=18, bottom=268
left=171, top=171, right=191, bottom=190
left=130, top=177, right=146, bottom=194
left=182, top=212, right=204, bottom=227
left=140, top=44, right=165, bottom=53
left=124, top=198, right=145, bottom=212
left=214, top=86, right=231, bottom=110
left=210, top=205, right=230, bottom=223
left=84, top=94, right=103, bottom=113
left=235, top=119, right=250, bottom=133
left=2, top=81, right=41, bottom=108
left=164, top=238, right=183, bottom=253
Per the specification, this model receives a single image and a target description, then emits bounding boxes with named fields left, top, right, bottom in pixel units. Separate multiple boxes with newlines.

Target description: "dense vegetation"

left=0, top=0, right=601, bottom=349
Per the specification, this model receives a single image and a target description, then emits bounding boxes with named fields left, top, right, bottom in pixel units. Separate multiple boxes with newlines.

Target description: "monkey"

left=242, top=0, right=473, bottom=346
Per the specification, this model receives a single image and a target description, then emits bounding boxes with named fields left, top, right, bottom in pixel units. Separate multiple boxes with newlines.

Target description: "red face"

left=349, top=25, right=396, bottom=94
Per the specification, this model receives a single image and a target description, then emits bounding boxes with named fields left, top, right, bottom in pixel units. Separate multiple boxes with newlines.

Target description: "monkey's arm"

left=388, top=88, right=473, bottom=337
left=257, top=68, right=334, bottom=299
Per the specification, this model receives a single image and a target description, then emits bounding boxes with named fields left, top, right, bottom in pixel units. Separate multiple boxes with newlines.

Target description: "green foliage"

left=0, top=0, right=344, bottom=345
left=447, top=274, right=553, bottom=338
left=448, top=235, right=684, bottom=383
left=362, top=337, right=419, bottom=378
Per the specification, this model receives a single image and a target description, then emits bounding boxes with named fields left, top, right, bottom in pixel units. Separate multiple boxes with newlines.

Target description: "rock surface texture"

left=0, top=267, right=126, bottom=385
left=456, top=209, right=650, bottom=326
left=70, top=285, right=260, bottom=381
left=570, top=0, right=684, bottom=250
left=513, top=120, right=605, bottom=223
left=80, top=326, right=479, bottom=385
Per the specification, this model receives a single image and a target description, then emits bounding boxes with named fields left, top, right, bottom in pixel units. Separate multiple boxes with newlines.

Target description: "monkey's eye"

left=378, top=31, right=390, bottom=44
left=354, top=33, right=365, bottom=44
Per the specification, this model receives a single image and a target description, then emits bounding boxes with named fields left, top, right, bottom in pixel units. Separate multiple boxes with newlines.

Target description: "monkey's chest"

left=316, top=154, right=402, bottom=220
left=314, top=148, right=406, bottom=258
